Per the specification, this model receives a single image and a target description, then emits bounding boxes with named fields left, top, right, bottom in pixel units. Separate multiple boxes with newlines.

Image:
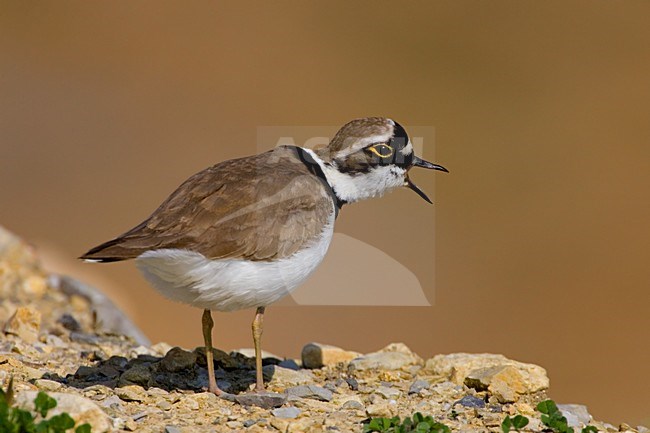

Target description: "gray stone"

left=265, top=365, right=314, bottom=386
left=341, top=400, right=364, bottom=410
left=455, top=395, right=486, bottom=408
left=366, top=402, right=393, bottom=418
left=271, top=406, right=301, bottom=419
left=99, top=395, right=124, bottom=411
left=156, top=399, right=172, bottom=411
left=375, top=385, right=401, bottom=399
left=115, top=385, right=146, bottom=402
left=164, top=425, right=182, bottom=433
left=235, top=392, right=287, bottom=409
left=132, top=411, right=147, bottom=421
left=558, top=404, right=592, bottom=427
left=349, top=343, right=422, bottom=372
left=34, top=379, right=63, bottom=392
left=57, top=313, right=81, bottom=332
left=408, top=379, right=429, bottom=394
left=159, top=347, right=197, bottom=372
left=346, top=377, right=359, bottom=391
left=287, top=384, right=333, bottom=402
left=70, top=332, right=100, bottom=345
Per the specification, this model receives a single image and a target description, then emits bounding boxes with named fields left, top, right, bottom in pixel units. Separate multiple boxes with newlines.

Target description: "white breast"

left=134, top=213, right=335, bottom=312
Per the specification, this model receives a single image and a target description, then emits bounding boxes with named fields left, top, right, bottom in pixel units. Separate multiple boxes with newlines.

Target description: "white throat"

left=302, top=148, right=406, bottom=203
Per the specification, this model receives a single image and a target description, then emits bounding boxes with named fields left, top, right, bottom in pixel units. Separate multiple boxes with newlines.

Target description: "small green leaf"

left=537, top=399, right=559, bottom=415
left=432, top=422, right=451, bottom=433
left=512, top=415, right=529, bottom=430
left=36, top=419, right=51, bottom=433
left=502, top=415, right=513, bottom=433
left=48, top=413, right=76, bottom=432
left=34, top=392, right=57, bottom=417
left=366, top=418, right=385, bottom=431
left=582, top=426, right=598, bottom=433
left=14, top=409, right=35, bottom=430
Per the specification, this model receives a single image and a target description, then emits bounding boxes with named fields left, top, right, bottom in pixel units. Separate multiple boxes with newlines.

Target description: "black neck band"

left=291, top=146, right=346, bottom=218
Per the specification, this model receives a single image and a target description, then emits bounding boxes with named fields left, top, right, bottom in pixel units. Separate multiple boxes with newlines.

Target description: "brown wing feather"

left=81, top=146, right=333, bottom=262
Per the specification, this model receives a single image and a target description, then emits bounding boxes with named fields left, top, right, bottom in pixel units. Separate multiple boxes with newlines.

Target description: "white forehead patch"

left=400, top=141, right=413, bottom=156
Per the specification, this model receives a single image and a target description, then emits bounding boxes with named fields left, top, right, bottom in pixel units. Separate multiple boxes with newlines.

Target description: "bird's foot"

left=208, top=384, right=222, bottom=396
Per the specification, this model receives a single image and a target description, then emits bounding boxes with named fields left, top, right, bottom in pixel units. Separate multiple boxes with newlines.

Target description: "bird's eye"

left=367, top=144, right=394, bottom=158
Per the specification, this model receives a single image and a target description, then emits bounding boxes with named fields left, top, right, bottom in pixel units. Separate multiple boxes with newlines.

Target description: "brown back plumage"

left=80, top=146, right=334, bottom=262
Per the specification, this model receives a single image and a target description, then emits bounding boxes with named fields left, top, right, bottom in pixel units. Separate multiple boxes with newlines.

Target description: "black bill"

left=406, top=156, right=448, bottom=204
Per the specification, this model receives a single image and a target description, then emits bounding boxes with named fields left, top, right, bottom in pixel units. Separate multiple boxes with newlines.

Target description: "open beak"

left=405, top=156, right=449, bottom=204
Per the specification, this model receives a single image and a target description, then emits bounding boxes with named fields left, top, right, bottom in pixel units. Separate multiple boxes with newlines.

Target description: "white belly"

left=134, top=216, right=334, bottom=312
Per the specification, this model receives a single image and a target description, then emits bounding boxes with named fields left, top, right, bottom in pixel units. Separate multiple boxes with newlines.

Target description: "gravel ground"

left=1, top=226, right=645, bottom=433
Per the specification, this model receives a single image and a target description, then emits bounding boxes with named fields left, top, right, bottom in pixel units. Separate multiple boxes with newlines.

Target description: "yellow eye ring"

left=368, top=144, right=394, bottom=158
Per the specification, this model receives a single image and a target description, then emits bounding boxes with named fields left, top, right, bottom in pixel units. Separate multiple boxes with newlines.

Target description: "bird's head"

left=315, top=117, right=448, bottom=204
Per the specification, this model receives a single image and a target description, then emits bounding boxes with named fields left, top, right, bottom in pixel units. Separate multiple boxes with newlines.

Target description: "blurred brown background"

left=1, top=1, right=649, bottom=426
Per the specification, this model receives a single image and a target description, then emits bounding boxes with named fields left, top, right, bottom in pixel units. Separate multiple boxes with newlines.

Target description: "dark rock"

left=119, top=364, right=153, bottom=387
left=194, top=347, right=239, bottom=370
left=262, top=357, right=282, bottom=366
left=159, top=347, right=197, bottom=373
left=454, top=395, right=486, bottom=408
left=242, top=420, right=256, bottom=428
left=105, top=356, right=129, bottom=370
left=57, top=314, right=81, bottom=332
left=97, top=364, right=120, bottom=379
left=287, top=385, right=333, bottom=402
left=228, top=351, right=256, bottom=370
left=278, top=359, right=300, bottom=370
left=164, top=427, right=182, bottom=433
left=128, top=354, right=159, bottom=367
left=74, top=366, right=96, bottom=379
left=235, top=392, right=287, bottom=409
